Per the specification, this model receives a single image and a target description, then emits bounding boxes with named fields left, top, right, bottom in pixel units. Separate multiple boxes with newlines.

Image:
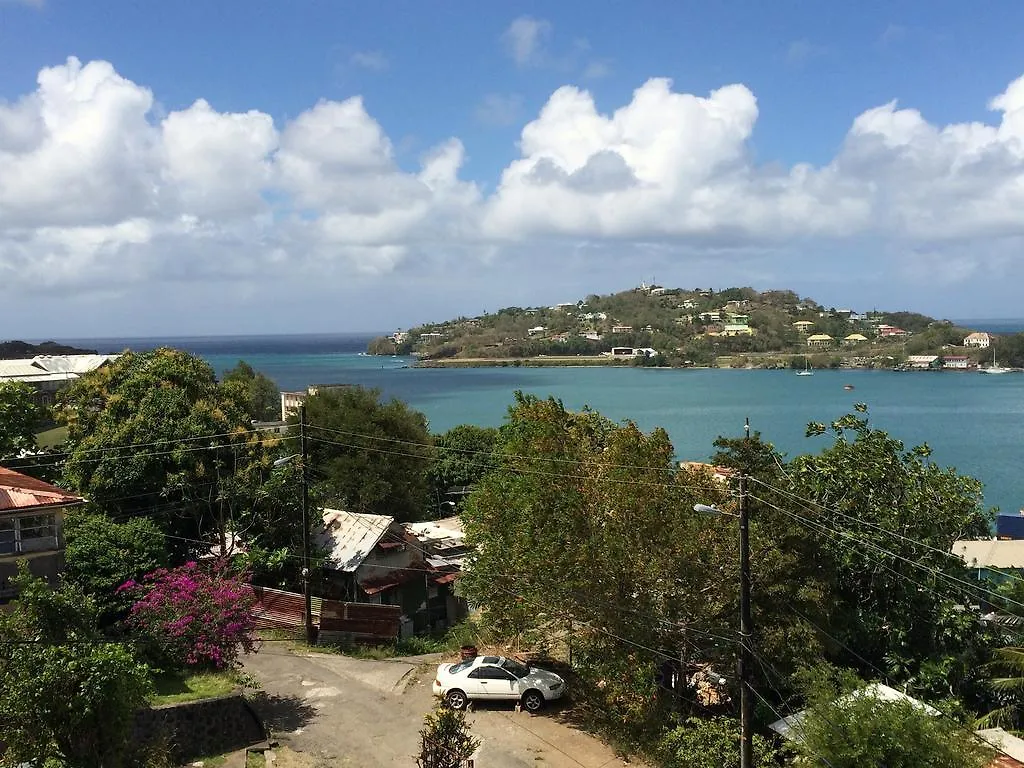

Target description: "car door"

left=468, top=665, right=517, bottom=699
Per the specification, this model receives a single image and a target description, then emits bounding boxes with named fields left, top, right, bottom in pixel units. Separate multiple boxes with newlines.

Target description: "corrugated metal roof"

left=0, top=466, right=84, bottom=513
left=953, top=539, right=1024, bottom=570
left=0, top=354, right=116, bottom=382
left=405, top=516, right=464, bottom=544
left=316, top=508, right=395, bottom=572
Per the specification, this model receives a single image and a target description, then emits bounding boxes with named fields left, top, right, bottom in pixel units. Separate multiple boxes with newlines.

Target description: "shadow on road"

left=250, top=692, right=318, bottom=734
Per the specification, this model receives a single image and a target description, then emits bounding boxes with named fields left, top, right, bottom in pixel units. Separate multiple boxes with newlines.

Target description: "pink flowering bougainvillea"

left=120, top=562, right=258, bottom=669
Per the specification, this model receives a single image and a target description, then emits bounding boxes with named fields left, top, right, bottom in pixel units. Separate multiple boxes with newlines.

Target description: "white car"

left=433, top=654, right=566, bottom=712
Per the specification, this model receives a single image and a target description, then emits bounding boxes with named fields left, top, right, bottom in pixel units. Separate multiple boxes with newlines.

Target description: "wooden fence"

left=246, top=585, right=401, bottom=644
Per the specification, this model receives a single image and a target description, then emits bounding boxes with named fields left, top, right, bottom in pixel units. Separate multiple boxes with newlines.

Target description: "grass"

left=246, top=752, right=266, bottom=768
left=34, top=425, right=68, bottom=448
left=149, top=669, right=238, bottom=705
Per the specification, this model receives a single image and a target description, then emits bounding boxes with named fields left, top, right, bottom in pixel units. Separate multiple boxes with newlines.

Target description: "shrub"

left=657, top=716, right=784, bottom=768
left=122, top=562, right=257, bottom=669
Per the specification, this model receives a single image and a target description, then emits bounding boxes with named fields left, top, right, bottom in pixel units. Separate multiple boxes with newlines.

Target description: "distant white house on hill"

left=964, top=332, right=992, bottom=348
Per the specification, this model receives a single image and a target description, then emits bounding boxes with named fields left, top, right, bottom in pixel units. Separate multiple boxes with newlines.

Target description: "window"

left=500, top=658, right=530, bottom=678
left=448, top=660, right=474, bottom=674
left=0, top=514, right=58, bottom=555
left=0, top=519, right=14, bottom=555
left=469, top=666, right=514, bottom=681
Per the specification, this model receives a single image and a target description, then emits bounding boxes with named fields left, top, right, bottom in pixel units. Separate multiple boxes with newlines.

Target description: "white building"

left=0, top=354, right=117, bottom=405
left=964, top=332, right=992, bottom=348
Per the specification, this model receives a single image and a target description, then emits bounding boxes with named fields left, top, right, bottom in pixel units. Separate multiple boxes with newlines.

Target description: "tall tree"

left=302, top=386, right=432, bottom=521
left=0, top=380, right=40, bottom=458
left=786, top=407, right=994, bottom=702
left=222, top=360, right=280, bottom=422
left=461, top=393, right=741, bottom=741
left=55, top=348, right=284, bottom=553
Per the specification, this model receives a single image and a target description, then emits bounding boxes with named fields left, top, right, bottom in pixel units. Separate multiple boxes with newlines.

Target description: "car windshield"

left=500, top=658, right=530, bottom=678
left=448, top=660, right=473, bottom=674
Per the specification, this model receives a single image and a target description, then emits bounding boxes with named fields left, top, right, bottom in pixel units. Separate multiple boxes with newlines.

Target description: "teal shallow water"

left=67, top=336, right=1024, bottom=515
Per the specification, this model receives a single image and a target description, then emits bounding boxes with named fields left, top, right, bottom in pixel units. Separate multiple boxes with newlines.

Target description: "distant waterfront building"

left=0, top=354, right=118, bottom=406
left=907, top=355, right=941, bottom=370
left=720, top=324, right=755, bottom=337
left=792, top=320, right=815, bottom=333
left=611, top=325, right=633, bottom=334
left=943, top=355, right=970, bottom=370
left=806, top=334, right=833, bottom=348
left=842, top=333, right=868, bottom=346
left=964, top=332, right=992, bottom=348
left=527, top=326, right=547, bottom=337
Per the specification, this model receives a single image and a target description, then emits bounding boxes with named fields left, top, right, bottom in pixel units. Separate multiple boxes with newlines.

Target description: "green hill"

left=368, top=285, right=1000, bottom=369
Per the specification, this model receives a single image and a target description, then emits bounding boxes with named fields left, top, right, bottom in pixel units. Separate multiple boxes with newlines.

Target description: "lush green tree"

left=461, top=393, right=739, bottom=743
left=222, top=360, right=280, bottom=422
left=302, top=386, right=433, bottom=521
left=0, top=568, right=151, bottom=768
left=56, top=348, right=285, bottom=553
left=416, top=704, right=480, bottom=768
left=426, top=424, right=498, bottom=514
left=657, top=716, right=785, bottom=768
left=0, top=380, right=40, bottom=458
left=787, top=406, right=995, bottom=702
left=795, top=679, right=991, bottom=767
left=63, top=510, right=168, bottom=623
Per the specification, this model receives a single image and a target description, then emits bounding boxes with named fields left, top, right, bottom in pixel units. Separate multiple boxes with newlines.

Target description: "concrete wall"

left=134, top=691, right=265, bottom=762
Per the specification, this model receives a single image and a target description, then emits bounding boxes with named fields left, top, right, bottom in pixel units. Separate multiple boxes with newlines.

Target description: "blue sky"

left=2, top=1, right=1024, bottom=335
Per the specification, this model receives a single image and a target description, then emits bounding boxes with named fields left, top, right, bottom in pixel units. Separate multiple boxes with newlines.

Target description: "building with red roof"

left=0, top=466, right=84, bottom=600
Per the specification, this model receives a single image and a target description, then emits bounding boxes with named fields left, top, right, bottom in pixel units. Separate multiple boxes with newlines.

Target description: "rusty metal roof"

left=316, top=508, right=396, bottom=572
left=0, top=466, right=84, bottom=513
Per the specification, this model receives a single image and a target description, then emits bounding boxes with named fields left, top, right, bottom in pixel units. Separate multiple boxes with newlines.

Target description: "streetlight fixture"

left=273, top=406, right=314, bottom=645
left=694, top=431, right=753, bottom=768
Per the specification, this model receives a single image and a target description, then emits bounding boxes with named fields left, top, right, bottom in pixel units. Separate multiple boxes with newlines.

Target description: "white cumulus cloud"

left=3, top=56, right=1024, bottom=301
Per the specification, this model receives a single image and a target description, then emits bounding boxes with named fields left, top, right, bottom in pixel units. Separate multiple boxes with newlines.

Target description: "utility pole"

left=300, top=404, right=315, bottom=645
left=739, top=418, right=753, bottom=768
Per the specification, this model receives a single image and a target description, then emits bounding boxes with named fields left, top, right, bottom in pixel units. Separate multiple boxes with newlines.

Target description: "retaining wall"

left=134, top=691, right=265, bottom=762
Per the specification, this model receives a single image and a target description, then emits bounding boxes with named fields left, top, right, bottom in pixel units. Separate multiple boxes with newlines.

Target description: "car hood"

left=522, top=668, right=564, bottom=687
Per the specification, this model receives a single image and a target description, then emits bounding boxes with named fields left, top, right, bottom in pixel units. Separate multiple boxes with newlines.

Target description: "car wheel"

left=521, top=690, right=544, bottom=713
left=446, top=689, right=468, bottom=710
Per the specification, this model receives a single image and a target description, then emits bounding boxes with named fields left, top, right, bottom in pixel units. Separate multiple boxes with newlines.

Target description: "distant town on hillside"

left=367, top=284, right=1024, bottom=371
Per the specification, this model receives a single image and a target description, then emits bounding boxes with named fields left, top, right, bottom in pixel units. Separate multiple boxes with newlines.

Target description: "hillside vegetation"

left=368, top=284, right=1020, bottom=369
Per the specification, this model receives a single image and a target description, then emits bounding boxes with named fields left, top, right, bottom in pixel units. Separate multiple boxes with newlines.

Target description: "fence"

left=246, top=584, right=401, bottom=644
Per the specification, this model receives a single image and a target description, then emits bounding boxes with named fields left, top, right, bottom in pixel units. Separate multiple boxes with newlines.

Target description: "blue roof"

left=996, top=513, right=1024, bottom=540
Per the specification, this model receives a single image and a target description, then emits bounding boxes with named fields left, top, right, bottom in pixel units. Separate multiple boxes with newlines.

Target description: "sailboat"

left=979, top=346, right=1011, bottom=374
left=796, top=358, right=814, bottom=376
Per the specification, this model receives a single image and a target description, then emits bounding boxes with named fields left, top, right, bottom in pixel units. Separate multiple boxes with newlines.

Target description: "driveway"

left=243, top=646, right=638, bottom=768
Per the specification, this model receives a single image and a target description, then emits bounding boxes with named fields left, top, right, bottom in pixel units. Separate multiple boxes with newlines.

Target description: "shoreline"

left=410, top=356, right=1019, bottom=372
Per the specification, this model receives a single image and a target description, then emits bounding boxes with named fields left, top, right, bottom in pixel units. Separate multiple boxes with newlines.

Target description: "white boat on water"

left=796, top=360, right=813, bottom=376
left=979, top=348, right=1012, bottom=374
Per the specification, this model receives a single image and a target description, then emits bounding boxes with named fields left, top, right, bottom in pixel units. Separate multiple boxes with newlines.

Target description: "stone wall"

left=134, top=691, right=265, bottom=762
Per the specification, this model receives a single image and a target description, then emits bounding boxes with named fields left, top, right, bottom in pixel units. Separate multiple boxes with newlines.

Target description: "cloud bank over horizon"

left=2, top=56, right=1024, bottom=303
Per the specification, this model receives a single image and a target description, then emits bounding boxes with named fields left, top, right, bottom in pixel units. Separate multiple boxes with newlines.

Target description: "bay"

left=60, top=333, right=1024, bottom=515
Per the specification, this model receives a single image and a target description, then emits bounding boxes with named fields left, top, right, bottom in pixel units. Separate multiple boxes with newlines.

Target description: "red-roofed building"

left=1, top=466, right=84, bottom=600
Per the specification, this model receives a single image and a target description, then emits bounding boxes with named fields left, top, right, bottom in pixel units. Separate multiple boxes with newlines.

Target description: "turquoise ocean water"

left=62, top=333, right=1024, bottom=515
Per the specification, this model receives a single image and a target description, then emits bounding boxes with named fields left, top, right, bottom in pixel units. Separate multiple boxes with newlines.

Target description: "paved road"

left=244, top=647, right=637, bottom=768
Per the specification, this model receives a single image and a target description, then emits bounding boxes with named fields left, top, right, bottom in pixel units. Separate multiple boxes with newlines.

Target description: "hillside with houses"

left=368, top=284, right=1021, bottom=370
